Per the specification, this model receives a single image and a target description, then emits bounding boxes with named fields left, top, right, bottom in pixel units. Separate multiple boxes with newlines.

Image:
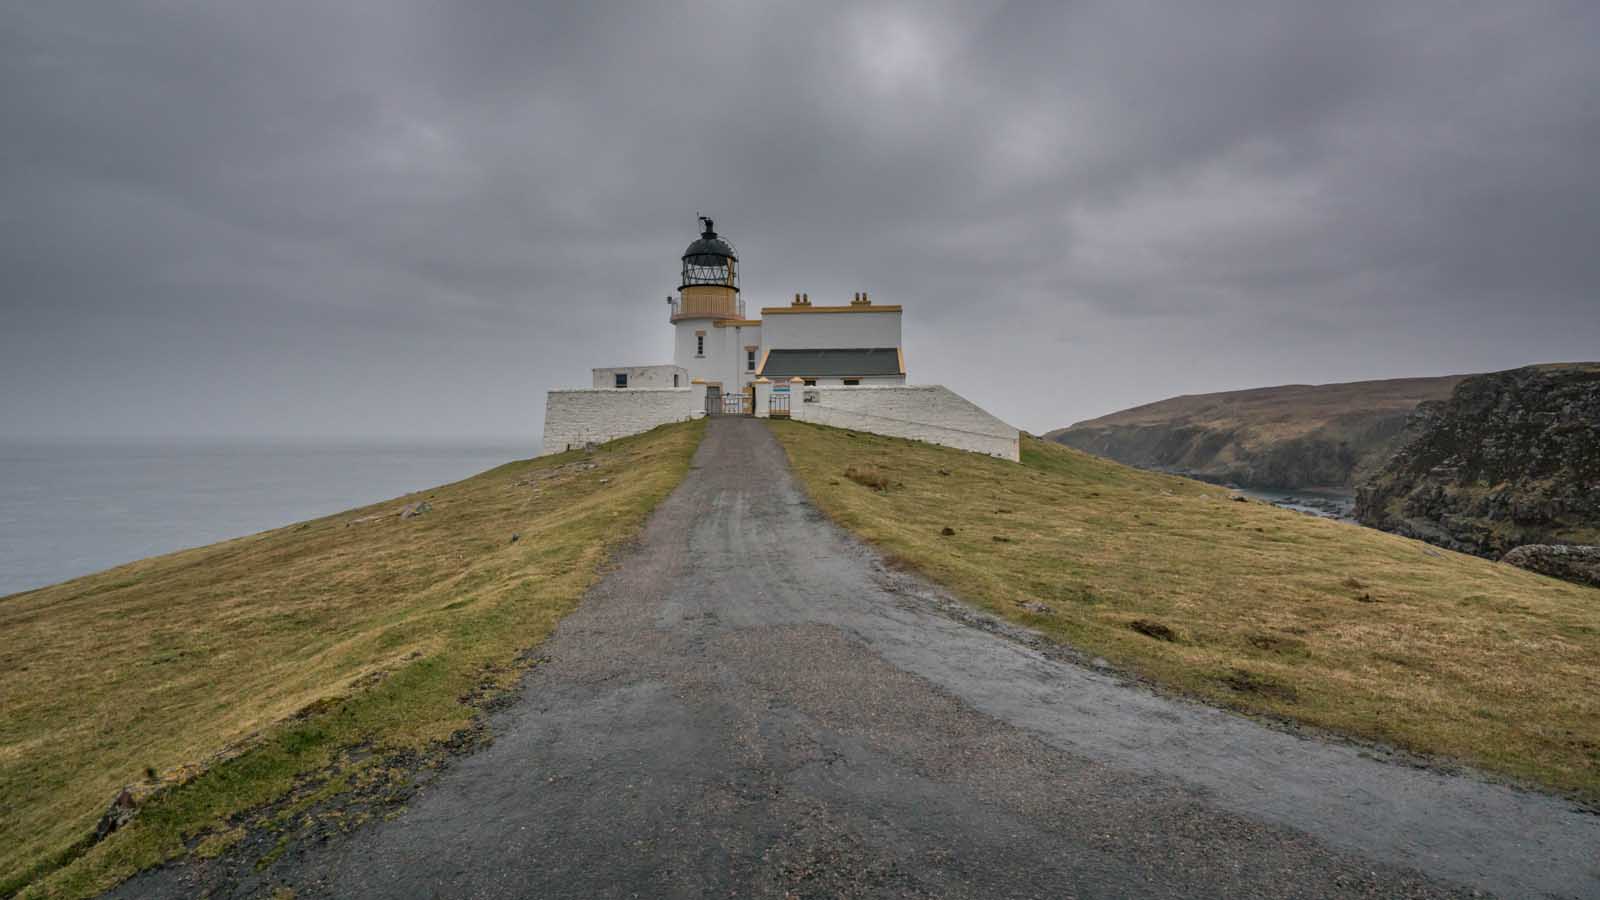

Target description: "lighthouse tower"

left=670, top=217, right=761, bottom=392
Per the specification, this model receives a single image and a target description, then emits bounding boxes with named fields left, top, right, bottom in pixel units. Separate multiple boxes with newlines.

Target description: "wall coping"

left=548, top=387, right=695, bottom=395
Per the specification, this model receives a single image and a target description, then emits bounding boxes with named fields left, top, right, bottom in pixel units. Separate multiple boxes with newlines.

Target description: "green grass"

left=770, top=420, right=1600, bottom=801
left=0, top=420, right=704, bottom=898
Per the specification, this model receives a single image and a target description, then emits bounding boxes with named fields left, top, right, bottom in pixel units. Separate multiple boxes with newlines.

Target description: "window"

left=696, top=334, right=705, bottom=356
left=614, top=373, right=628, bottom=388
left=843, top=378, right=860, bottom=386
left=673, top=373, right=679, bottom=387
left=803, top=378, right=817, bottom=386
left=746, top=349, right=756, bottom=371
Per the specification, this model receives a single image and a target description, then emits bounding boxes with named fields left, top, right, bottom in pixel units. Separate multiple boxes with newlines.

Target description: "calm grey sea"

left=0, top=439, right=533, bottom=597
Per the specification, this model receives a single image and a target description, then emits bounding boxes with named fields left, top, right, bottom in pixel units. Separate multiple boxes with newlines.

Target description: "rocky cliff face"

left=1049, top=376, right=1463, bottom=491
left=1354, top=364, right=1600, bottom=557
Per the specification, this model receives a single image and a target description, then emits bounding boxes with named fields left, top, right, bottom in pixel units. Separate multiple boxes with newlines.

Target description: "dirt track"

left=112, top=418, right=1600, bottom=899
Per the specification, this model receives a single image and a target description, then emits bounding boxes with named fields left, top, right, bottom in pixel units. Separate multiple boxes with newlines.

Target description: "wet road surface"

left=114, top=418, right=1599, bottom=898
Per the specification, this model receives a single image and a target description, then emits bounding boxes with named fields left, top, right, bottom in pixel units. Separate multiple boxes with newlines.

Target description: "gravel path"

left=113, top=418, right=1599, bottom=899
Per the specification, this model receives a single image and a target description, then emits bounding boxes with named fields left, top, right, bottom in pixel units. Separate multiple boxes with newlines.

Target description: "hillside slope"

left=1356, top=363, right=1600, bottom=557
left=0, top=421, right=703, bottom=898
left=1048, top=375, right=1466, bottom=490
left=771, top=421, right=1600, bottom=801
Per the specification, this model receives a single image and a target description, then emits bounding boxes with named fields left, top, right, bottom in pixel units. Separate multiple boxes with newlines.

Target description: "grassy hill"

left=1047, top=375, right=1466, bottom=490
left=0, top=421, right=703, bottom=898
left=771, top=421, right=1600, bottom=802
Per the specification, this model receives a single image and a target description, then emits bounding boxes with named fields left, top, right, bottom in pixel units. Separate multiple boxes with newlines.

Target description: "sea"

left=1234, top=486, right=1356, bottom=522
left=0, top=438, right=534, bottom=597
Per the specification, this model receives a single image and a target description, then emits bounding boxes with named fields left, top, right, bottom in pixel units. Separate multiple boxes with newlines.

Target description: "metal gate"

left=722, top=391, right=751, bottom=415
left=706, top=387, right=752, bottom=416
left=769, top=390, right=791, bottom=418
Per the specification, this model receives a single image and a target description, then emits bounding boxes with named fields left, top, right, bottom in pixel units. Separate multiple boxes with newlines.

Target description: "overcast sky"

left=4, top=1, right=1597, bottom=441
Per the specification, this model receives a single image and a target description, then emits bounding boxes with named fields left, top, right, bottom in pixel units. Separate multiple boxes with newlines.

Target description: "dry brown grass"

left=770, top=420, right=1600, bottom=801
left=843, top=463, right=890, bottom=491
left=0, top=421, right=704, bottom=897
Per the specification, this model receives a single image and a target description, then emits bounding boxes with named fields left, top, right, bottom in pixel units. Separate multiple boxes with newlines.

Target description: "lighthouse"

left=669, top=218, right=763, bottom=395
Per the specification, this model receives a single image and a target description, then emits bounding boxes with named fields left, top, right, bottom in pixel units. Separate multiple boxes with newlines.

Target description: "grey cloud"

left=2, top=1, right=1597, bottom=440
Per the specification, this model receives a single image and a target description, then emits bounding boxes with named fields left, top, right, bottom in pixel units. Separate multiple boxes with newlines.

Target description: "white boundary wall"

left=541, top=388, right=702, bottom=456
left=790, top=385, right=1019, bottom=461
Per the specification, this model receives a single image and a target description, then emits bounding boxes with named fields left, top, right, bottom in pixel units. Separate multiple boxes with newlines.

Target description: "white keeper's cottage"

left=542, top=218, right=1019, bottom=461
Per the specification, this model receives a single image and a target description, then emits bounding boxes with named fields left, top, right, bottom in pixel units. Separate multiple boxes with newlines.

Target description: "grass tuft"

left=1128, top=619, right=1178, bottom=642
left=843, top=464, right=891, bottom=491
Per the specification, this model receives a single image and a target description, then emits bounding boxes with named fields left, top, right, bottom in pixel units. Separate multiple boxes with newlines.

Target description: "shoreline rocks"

left=1501, top=545, right=1600, bottom=588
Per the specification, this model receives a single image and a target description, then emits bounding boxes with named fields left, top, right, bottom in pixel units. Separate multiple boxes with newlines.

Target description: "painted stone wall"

left=790, top=385, right=1019, bottom=461
left=673, top=320, right=761, bottom=390
left=541, top=388, right=703, bottom=456
left=590, top=365, right=687, bottom=389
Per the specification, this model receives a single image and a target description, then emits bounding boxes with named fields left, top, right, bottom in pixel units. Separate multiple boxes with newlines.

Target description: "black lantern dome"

left=681, top=217, right=739, bottom=291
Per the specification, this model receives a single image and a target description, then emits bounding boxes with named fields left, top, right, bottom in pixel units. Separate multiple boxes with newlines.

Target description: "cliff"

left=1354, top=363, right=1600, bottom=557
left=1047, top=376, right=1465, bottom=490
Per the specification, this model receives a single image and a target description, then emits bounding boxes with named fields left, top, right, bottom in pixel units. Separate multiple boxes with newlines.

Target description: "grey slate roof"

left=759, top=347, right=901, bottom=378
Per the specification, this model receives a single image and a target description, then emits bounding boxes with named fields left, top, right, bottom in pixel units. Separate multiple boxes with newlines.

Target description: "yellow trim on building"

left=755, top=348, right=772, bottom=375
left=896, top=347, right=906, bottom=374
left=759, top=305, right=903, bottom=315
left=713, top=319, right=762, bottom=328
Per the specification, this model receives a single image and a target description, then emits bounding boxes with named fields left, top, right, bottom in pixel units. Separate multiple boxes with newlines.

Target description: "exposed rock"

left=1501, top=545, right=1600, bottom=588
left=94, top=787, right=141, bottom=842
left=940, top=526, right=956, bottom=536
left=1355, top=364, right=1600, bottom=557
left=400, top=501, right=432, bottom=519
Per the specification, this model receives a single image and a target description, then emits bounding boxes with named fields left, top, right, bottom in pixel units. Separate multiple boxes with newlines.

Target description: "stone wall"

left=790, top=385, right=1019, bottom=461
left=541, top=389, right=702, bottom=456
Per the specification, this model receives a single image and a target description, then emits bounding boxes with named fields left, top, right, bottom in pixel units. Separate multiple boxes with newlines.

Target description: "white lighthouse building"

left=590, top=218, right=906, bottom=409
left=544, top=217, right=1017, bottom=460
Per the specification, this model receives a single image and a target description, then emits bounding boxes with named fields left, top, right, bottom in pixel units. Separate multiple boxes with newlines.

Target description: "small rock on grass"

left=940, top=526, right=956, bottom=536
left=400, top=501, right=432, bottom=519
